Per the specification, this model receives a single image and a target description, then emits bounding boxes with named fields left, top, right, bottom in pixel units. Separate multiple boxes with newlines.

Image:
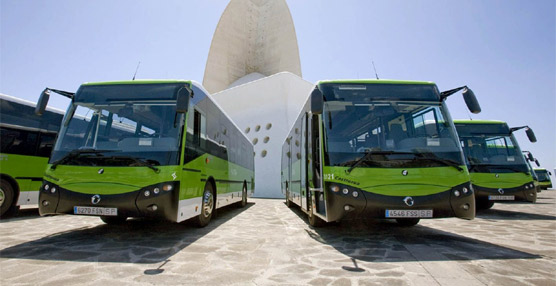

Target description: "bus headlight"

left=144, top=190, right=151, bottom=197
left=50, top=187, right=56, bottom=194
left=462, top=187, right=468, bottom=194
left=44, top=184, right=50, bottom=191
left=352, top=191, right=359, bottom=198
left=342, top=188, right=349, bottom=195
left=330, top=185, right=340, bottom=192
left=525, top=185, right=530, bottom=190
left=153, top=188, right=160, bottom=194
left=454, top=190, right=461, bottom=197
left=163, top=184, right=173, bottom=191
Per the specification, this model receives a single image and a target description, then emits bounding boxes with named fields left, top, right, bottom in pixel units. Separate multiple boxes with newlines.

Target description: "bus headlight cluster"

left=330, top=184, right=360, bottom=198
left=43, top=183, right=58, bottom=194
left=143, top=182, right=177, bottom=198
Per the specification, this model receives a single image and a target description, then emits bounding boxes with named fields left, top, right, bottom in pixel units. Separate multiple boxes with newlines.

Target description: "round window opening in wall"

left=266, top=123, right=272, bottom=130
left=252, top=138, right=258, bottom=145
left=245, top=127, right=251, bottom=134
left=263, top=136, right=270, bottom=143
left=255, top=125, right=261, bottom=132
left=261, top=150, right=268, bottom=158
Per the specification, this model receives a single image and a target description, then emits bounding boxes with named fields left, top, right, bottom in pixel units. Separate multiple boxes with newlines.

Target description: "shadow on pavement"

left=477, top=208, right=556, bottom=220
left=0, top=207, right=42, bottom=222
left=288, top=204, right=541, bottom=263
left=0, top=202, right=253, bottom=264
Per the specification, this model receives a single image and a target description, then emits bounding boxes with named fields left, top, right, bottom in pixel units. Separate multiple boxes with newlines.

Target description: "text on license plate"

left=489, top=195, right=515, bottom=201
left=385, top=209, right=433, bottom=218
left=74, top=206, right=118, bottom=216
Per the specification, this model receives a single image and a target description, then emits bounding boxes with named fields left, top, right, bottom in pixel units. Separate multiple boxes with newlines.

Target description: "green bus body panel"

left=0, top=153, right=48, bottom=192
left=322, top=166, right=469, bottom=196
left=44, top=165, right=180, bottom=195
left=539, top=181, right=551, bottom=188
left=452, top=119, right=506, bottom=125
left=470, top=172, right=531, bottom=189
left=317, top=79, right=435, bottom=86
left=82, top=80, right=192, bottom=86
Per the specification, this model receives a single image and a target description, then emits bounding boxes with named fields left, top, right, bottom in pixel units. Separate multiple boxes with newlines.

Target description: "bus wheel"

left=196, top=183, right=215, bottom=227
left=238, top=184, right=247, bottom=208
left=308, top=204, right=323, bottom=227
left=0, top=179, right=16, bottom=218
left=100, top=216, right=127, bottom=224
left=285, top=187, right=292, bottom=208
left=396, top=218, right=420, bottom=226
left=476, top=198, right=494, bottom=210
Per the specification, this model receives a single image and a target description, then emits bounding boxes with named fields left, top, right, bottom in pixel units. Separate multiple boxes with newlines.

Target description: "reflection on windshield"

left=51, top=101, right=183, bottom=166
left=535, top=170, right=550, bottom=182
left=459, top=134, right=527, bottom=173
left=323, top=100, right=464, bottom=168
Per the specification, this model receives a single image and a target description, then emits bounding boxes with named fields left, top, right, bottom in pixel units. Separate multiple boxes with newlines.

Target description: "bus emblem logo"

left=402, top=170, right=408, bottom=176
left=403, top=196, right=414, bottom=207
left=98, top=169, right=104, bottom=174
left=498, top=188, right=504, bottom=194
left=91, top=195, right=101, bottom=205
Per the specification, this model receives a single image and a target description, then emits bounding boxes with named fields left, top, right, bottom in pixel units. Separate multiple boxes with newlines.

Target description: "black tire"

left=238, top=184, right=247, bottom=208
left=100, top=216, right=127, bottom=224
left=285, top=185, right=292, bottom=208
left=196, top=182, right=215, bottom=227
left=0, top=179, right=17, bottom=219
left=396, top=218, right=420, bottom=226
left=476, top=198, right=494, bottom=210
left=308, top=203, right=323, bottom=227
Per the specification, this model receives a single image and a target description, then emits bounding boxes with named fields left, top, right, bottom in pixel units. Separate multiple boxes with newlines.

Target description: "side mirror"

left=525, top=152, right=534, bottom=161
left=462, top=88, right=481, bottom=114
left=526, top=128, right=537, bottom=143
left=310, top=87, right=323, bottom=115
left=176, top=86, right=192, bottom=113
left=534, top=159, right=540, bottom=167
left=35, top=88, right=51, bottom=115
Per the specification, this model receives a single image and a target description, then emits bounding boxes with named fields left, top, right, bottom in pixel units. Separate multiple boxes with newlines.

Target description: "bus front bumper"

left=473, top=182, right=536, bottom=203
left=325, top=182, right=475, bottom=222
left=38, top=180, right=180, bottom=221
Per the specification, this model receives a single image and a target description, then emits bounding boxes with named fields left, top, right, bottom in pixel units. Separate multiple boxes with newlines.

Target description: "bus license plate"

left=488, top=195, right=515, bottom=201
left=74, top=206, right=118, bottom=216
left=385, top=209, right=433, bottom=218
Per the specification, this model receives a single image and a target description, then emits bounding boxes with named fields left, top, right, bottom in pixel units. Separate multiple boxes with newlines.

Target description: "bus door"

left=308, top=114, right=326, bottom=218
left=300, top=114, right=308, bottom=211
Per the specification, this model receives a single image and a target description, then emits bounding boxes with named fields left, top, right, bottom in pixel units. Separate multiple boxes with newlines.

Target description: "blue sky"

left=1, top=0, right=555, bottom=168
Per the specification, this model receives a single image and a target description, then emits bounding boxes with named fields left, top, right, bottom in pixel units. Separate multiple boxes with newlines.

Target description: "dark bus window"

left=0, top=127, right=39, bottom=156
left=37, top=133, right=57, bottom=157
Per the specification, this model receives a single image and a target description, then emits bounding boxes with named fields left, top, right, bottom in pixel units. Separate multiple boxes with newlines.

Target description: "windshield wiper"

left=111, top=155, right=160, bottom=173
left=345, top=150, right=415, bottom=174
left=51, top=149, right=118, bottom=170
left=414, top=152, right=463, bottom=172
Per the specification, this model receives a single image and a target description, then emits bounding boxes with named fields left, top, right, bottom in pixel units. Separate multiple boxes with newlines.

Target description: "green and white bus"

left=454, top=120, right=537, bottom=209
left=534, top=168, right=553, bottom=190
left=36, top=80, right=254, bottom=226
left=282, top=80, right=480, bottom=226
left=0, top=94, right=64, bottom=217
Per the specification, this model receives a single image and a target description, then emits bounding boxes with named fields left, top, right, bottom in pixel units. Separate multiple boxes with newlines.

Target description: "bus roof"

left=0, top=93, right=65, bottom=115
left=82, top=79, right=192, bottom=86
left=534, top=168, right=547, bottom=171
left=453, top=119, right=507, bottom=125
left=316, top=79, right=435, bottom=86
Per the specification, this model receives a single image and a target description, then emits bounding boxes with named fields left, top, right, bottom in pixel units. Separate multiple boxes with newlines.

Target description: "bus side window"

left=193, top=109, right=206, bottom=149
left=37, top=132, right=56, bottom=157
left=0, top=127, right=38, bottom=156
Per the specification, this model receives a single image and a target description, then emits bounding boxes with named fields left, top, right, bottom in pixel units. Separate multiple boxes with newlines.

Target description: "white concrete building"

left=204, top=0, right=313, bottom=198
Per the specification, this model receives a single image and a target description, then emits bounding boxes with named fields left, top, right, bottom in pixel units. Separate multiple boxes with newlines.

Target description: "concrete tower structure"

left=205, top=0, right=313, bottom=198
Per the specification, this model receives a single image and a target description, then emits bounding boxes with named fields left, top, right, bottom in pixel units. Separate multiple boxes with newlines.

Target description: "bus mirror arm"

left=176, top=86, right=192, bottom=114
left=35, top=87, right=75, bottom=116
left=510, top=126, right=537, bottom=143
left=440, top=86, right=481, bottom=114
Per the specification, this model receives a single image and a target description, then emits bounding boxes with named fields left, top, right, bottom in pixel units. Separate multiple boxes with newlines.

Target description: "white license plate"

left=488, top=195, right=515, bottom=201
left=385, top=209, right=433, bottom=218
left=74, top=206, right=118, bottom=216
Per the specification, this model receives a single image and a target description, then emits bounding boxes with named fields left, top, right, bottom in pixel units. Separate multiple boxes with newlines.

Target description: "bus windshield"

left=535, top=170, right=550, bottom=182
left=321, top=84, right=464, bottom=169
left=457, top=125, right=528, bottom=173
left=51, top=84, right=186, bottom=166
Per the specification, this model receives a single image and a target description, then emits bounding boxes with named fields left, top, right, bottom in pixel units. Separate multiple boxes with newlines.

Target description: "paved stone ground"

left=1, top=190, right=555, bottom=286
